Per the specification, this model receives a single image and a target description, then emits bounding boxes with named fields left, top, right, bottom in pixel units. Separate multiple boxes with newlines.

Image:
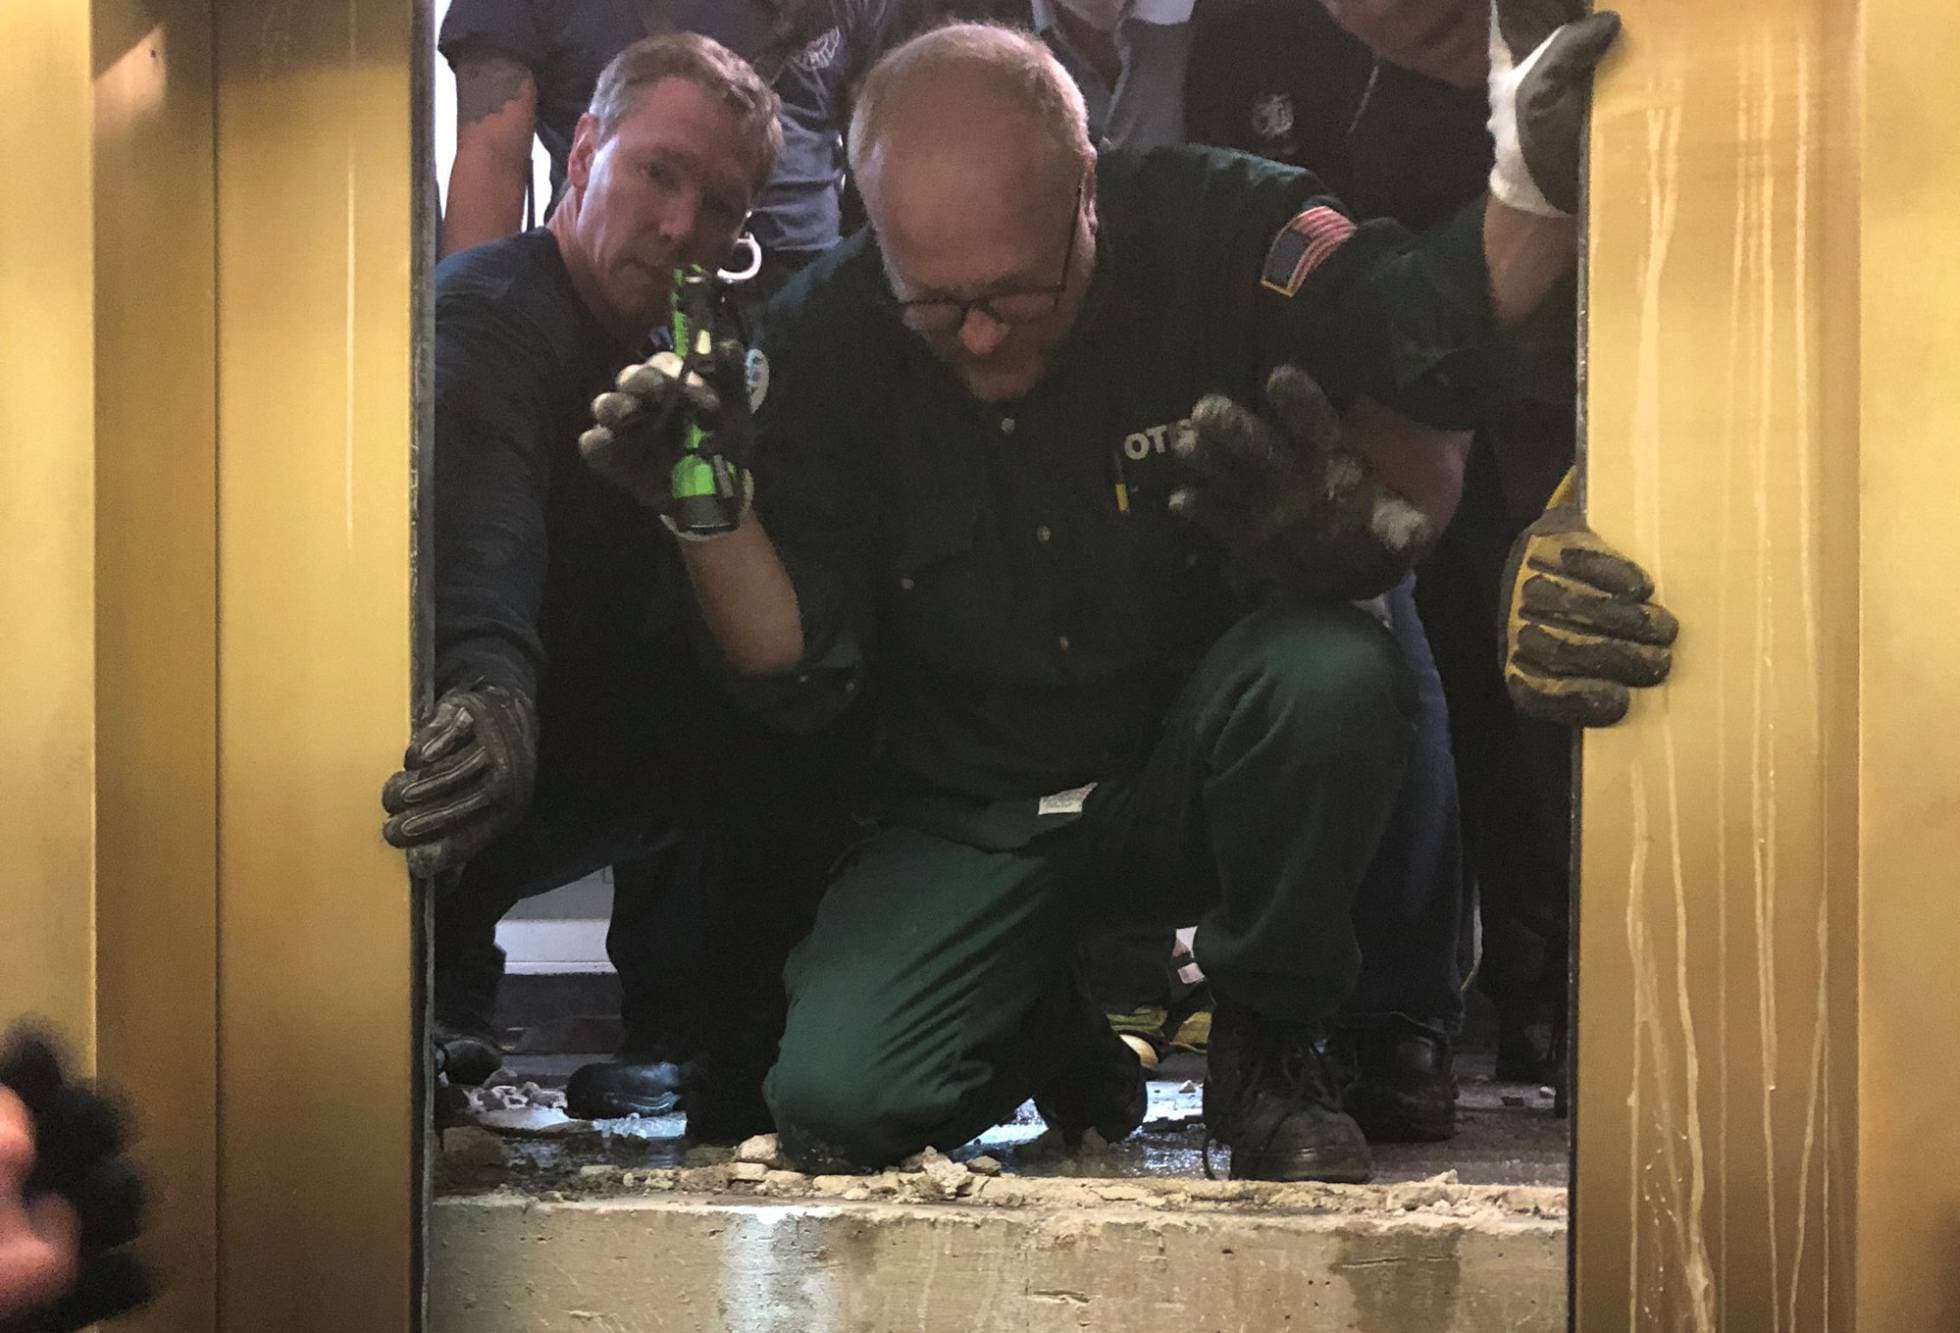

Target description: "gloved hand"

left=580, top=335, right=755, bottom=539
left=0, top=1029, right=152, bottom=1332
left=1501, top=468, right=1677, bottom=725
left=380, top=683, right=538, bottom=880
left=1172, top=365, right=1432, bottom=602
left=1487, top=0, right=1622, bottom=216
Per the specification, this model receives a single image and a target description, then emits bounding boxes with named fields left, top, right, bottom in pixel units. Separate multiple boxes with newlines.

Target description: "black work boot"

left=1204, top=1001, right=1372, bottom=1183
left=565, top=1057, right=687, bottom=1120
left=1335, top=1024, right=1457, bottom=1143
left=1034, top=1021, right=1148, bottom=1149
left=1494, top=999, right=1568, bottom=1085
left=432, top=1016, right=506, bottom=1088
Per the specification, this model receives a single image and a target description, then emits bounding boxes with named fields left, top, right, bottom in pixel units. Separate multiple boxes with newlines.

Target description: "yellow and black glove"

left=1501, top=468, right=1677, bottom=726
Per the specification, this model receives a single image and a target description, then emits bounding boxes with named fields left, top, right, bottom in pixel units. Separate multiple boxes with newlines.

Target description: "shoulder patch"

left=1259, top=206, right=1358, bottom=298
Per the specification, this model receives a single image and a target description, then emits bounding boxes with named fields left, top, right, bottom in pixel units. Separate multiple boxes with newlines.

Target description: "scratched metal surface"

left=1576, top=2, right=1862, bottom=1328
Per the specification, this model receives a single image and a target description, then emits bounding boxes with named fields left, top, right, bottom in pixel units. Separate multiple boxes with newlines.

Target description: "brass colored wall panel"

left=92, top=3, right=221, bottom=1327
left=1575, top=2, right=1861, bottom=1328
left=0, top=6, right=100, bottom=1052
left=1856, top=0, right=1960, bottom=1325
left=212, top=0, right=417, bottom=1326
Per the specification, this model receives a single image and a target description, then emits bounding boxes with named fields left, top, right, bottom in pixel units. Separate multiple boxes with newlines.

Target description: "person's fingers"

left=1517, top=565, right=1678, bottom=644
left=591, top=390, right=648, bottom=431
left=1496, top=0, right=1590, bottom=58
left=383, top=738, right=494, bottom=815
left=29, top=1087, right=125, bottom=1191
left=1262, top=365, right=1343, bottom=460
left=0, top=1191, right=80, bottom=1319
left=1514, top=619, right=1673, bottom=688
left=1505, top=659, right=1632, bottom=727
left=1534, top=9, right=1621, bottom=79
left=1179, top=396, right=1290, bottom=503
left=0, top=1034, right=67, bottom=1117
left=40, top=1247, right=156, bottom=1329
left=70, top=1158, right=145, bottom=1253
left=616, top=352, right=720, bottom=417
left=0, top=1092, right=33, bottom=1196
left=401, top=697, right=473, bottom=769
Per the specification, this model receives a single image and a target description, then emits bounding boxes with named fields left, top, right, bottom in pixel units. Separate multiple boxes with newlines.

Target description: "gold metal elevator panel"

left=2, top=2, right=419, bottom=1329
left=11, top=0, right=1960, bottom=1328
left=1571, top=0, right=1958, bottom=1327
left=211, top=0, right=419, bottom=1327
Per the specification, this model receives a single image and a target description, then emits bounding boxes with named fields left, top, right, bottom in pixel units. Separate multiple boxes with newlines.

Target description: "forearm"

left=1343, top=397, right=1469, bottom=542
left=677, top=512, right=806, bottom=676
left=1482, top=195, right=1578, bottom=332
left=442, top=147, right=531, bottom=257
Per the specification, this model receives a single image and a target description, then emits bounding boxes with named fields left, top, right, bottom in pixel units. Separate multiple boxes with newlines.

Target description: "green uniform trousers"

left=764, top=602, right=1418, bottom=1167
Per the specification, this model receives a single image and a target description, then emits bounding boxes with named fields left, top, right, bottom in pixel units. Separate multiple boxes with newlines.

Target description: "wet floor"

left=440, top=1050, right=1566, bottom=1195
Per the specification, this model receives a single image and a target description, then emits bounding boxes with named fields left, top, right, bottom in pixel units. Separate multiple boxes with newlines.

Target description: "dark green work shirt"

left=752, top=144, right=1501, bottom=809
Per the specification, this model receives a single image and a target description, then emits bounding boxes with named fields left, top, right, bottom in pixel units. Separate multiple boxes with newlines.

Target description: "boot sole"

left=1227, top=1145, right=1374, bottom=1184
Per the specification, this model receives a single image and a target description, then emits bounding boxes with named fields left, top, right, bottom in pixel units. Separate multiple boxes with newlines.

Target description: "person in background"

left=1189, top=0, right=1591, bottom=1088
left=440, top=0, right=894, bottom=296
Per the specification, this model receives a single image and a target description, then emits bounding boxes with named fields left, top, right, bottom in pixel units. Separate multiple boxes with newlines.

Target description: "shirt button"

left=898, top=575, right=915, bottom=591
left=999, top=416, right=1016, bottom=434
left=1057, top=634, right=1071, bottom=653
left=1036, top=524, right=1052, bottom=543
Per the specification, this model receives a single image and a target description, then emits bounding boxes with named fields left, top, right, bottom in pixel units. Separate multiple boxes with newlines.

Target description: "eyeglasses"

left=887, top=180, right=1084, bottom=335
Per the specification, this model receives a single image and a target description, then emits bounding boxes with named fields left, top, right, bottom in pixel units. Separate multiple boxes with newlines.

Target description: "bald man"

left=584, top=18, right=1609, bottom=1179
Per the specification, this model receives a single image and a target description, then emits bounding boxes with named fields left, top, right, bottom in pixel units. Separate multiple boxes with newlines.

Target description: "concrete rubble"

left=438, top=1119, right=1564, bottom=1221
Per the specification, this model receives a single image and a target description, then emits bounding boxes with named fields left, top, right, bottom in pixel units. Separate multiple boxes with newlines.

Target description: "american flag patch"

left=1259, top=206, right=1357, bottom=297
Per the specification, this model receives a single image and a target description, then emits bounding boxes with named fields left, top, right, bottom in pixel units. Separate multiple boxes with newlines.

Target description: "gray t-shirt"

left=1030, top=0, right=1194, bottom=151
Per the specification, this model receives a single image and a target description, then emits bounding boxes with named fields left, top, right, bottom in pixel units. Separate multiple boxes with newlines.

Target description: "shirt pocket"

left=884, top=487, right=1001, bottom=673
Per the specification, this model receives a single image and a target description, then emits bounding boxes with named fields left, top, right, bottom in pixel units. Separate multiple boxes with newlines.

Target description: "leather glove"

left=1487, top=0, right=1622, bottom=216
left=1172, top=364, right=1432, bottom=601
left=380, top=684, right=538, bottom=880
left=1501, top=468, right=1678, bottom=725
left=581, top=335, right=755, bottom=539
left=0, top=1029, right=152, bottom=1332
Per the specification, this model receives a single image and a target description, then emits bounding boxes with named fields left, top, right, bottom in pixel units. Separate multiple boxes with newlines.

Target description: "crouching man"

left=583, top=16, right=1612, bottom=1179
left=382, top=33, right=857, bottom=1134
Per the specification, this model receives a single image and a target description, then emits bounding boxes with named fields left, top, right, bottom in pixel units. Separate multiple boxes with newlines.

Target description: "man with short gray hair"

left=585, top=13, right=1615, bottom=1179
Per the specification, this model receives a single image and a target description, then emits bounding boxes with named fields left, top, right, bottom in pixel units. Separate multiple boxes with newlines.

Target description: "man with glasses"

left=583, top=14, right=1614, bottom=1178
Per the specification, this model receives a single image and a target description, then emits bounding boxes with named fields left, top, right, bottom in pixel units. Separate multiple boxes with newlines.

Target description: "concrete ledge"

left=431, top=1182, right=1567, bottom=1332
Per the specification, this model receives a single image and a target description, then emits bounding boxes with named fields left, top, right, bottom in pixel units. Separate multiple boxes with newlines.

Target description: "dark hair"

left=588, top=33, right=784, bottom=188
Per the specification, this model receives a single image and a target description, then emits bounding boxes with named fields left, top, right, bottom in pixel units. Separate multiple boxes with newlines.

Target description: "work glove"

left=1501, top=467, right=1677, bottom=725
left=1172, top=365, right=1431, bottom=602
left=1487, top=0, right=1622, bottom=216
left=380, top=683, right=538, bottom=881
left=0, top=1029, right=152, bottom=1332
left=581, top=335, right=756, bottom=539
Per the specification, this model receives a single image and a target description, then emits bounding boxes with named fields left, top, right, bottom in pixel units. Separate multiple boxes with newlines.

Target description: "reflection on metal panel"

left=1577, top=2, right=1860, bottom=1328
left=213, top=0, right=416, bottom=1327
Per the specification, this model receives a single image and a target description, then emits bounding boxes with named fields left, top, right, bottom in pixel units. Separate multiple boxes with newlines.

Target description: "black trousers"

left=1415, top=439, right=1573, bottom=1020
left=431, top=718, right=862, bottom=1061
